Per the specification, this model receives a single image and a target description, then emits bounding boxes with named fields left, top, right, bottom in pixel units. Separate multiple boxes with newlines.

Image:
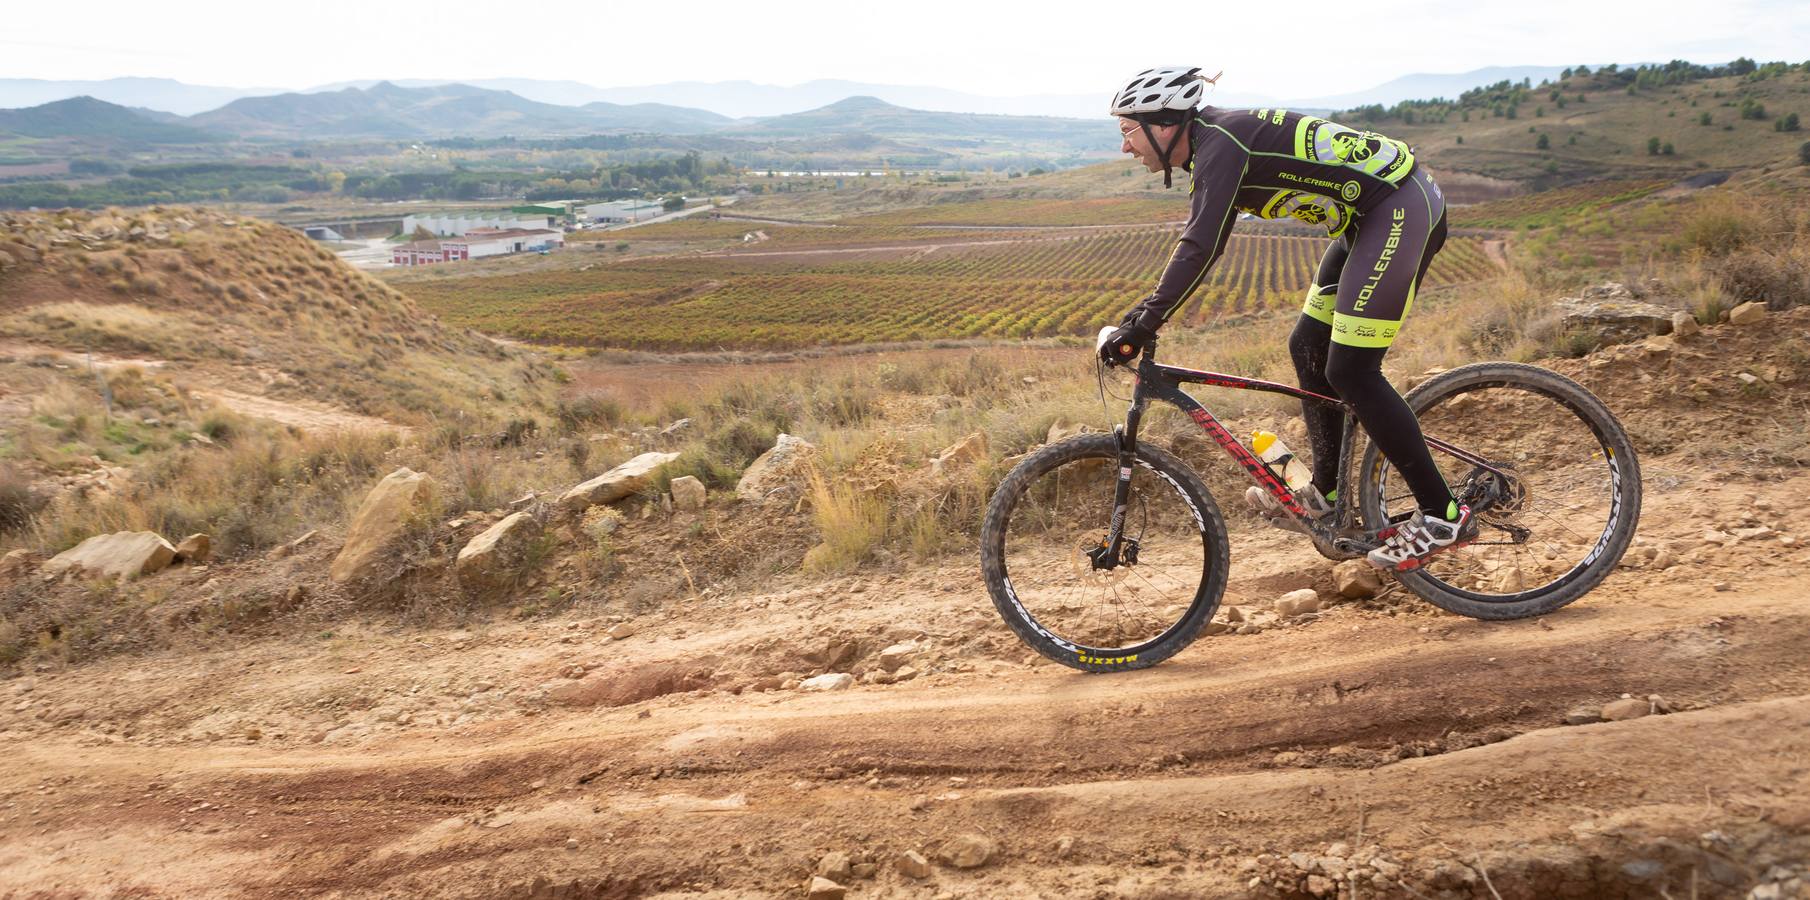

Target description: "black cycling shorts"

left=1300, top=165, right=1447, bottom=348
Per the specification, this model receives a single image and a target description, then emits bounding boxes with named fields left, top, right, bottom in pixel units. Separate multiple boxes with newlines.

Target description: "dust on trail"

left=5, top=313, right=1810, bottom=897
left=0, top=341, right=408, bottom=435
left=3, top=461, right=1808, bottom=898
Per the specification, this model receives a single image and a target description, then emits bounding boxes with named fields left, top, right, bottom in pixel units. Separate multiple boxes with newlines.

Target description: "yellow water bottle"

left=1251, top=430, right=1314, bottom=493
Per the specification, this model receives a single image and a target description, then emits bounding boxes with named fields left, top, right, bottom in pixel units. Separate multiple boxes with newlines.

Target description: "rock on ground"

left=1332, top=560, right=1382, bottom=599
left=800, top=673, right=854, bottom=692
left=559, top=452, right=681, bottom=512
left=805, top=876, right=845, bottom=900
left=1563, top=705, right=1603, bottom=725
left=669, top=475, right=706, bottom=511
left=173, top=533, right=211, bottom=564
left=930, top=432, right=989, bottom=477
left=455, top=512, right=543, bottom=592
left=815, top=851, right=853, bottom=880
left=42, top=531, right=176, bottom=581
left=1275, top=588, right=1321, bottom=616
left=330, top=468, right=436, bottom=584
left=736, top=434, right=816, bottom=503
left=1601, top=697, right=1652, bottom=721
left=1728, top=302, right=1768, bottom=326
left=1555, top=284, right=1680, bottom=346
left=878, top=640, right=920, bottom=672
left=939, top=833, right=996, bottom=869
left=897, top=850, right=932, bottom=879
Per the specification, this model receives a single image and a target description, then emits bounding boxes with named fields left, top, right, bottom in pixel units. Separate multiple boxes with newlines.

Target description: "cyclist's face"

left=1119, top=117, right=1181, bottom=172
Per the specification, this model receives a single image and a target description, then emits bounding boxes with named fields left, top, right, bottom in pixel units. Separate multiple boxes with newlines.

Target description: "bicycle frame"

left=1101, top=338, right=1505, bottom=562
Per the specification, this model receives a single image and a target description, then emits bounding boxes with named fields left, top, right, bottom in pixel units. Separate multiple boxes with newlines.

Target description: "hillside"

left=0, top=96, right=219, bottom=144
left=1344, top=68, right=1810, bottom=183
left=0, top=207, right=551, bottom=425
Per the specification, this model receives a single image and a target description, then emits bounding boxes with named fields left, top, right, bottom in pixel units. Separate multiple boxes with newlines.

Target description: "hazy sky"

left=6, top=0, right=1807, bottom=99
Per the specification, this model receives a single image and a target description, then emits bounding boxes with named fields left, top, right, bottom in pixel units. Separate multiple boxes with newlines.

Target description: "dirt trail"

left=0, top=341, right=408, bottom=434
left=3, top=459, right=1808, bottom=898
left=1481, top=239, right=1510, bottom=271
left=5, top=314, right=1810, bottom=898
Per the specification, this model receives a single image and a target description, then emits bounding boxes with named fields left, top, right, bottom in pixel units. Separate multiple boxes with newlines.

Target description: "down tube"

left=1161, top=388, right=1308, bottom=519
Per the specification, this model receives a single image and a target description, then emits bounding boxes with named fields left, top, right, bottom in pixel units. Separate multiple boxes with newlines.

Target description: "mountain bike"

left=980, top=332, right=1641, bottom=673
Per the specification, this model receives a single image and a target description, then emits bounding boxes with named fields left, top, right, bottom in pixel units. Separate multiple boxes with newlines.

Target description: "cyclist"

left=1099, top=66, right=1471, bottom=571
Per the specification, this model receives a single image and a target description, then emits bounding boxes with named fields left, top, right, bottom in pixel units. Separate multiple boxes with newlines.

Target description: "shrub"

left=555, top=391, right=624, bottom=430
left=0, top=465, right=46, bottom=532
left=1715, top=247, right=1810, bottom=312
left=1679, top=197, right=1767, bottom=257
left=706, top=418, right=782, bottom=468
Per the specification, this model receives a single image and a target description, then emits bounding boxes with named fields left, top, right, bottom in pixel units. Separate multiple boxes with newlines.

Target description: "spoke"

left=1523, top=505, right=1598, bottom=545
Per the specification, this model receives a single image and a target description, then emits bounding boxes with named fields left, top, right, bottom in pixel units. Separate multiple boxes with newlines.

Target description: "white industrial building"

left=402, top=213, right=553, bottom=237
left=392, top=228, right=564, bottom=266
left=583, top=200, right=670, bottom=224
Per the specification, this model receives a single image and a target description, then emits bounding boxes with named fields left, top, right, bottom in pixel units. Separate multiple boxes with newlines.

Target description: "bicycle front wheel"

left=1358, top=362, right=1642, bottom=619
left=980, top=433, right=1229, bottom=672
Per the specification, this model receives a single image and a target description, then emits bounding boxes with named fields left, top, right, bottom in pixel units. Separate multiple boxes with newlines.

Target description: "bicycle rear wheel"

left=1358, top=362, right=1641, bottom=619
left=980, top=433, right=1229, bottom=672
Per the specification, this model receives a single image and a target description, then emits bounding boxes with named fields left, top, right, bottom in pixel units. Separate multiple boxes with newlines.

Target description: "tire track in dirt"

left=3, top=571, right=1807, bottom=897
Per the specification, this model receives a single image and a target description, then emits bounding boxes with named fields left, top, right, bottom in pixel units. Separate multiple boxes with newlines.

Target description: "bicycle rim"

left=1370, top=378, right=1633, bottom=603
left=994, top=449, right=1210, bottom=656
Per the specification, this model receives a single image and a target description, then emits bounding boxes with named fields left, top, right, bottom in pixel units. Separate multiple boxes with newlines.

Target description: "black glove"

left=1099, top=321, right=1157, bottom=366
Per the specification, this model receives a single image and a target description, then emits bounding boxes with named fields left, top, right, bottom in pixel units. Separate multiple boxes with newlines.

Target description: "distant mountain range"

left=0, top=66, right=1620, bottom=167
left=2, top=66, right=1605, bottom=120
left=0, top=87, right=1117, bottom=167
left=0, top=77, right=283, bottom=116
left=190, top=82, right=734, bottom=139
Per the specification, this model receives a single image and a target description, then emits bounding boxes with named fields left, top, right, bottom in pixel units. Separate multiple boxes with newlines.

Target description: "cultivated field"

left=397, top=226, right=1503, bottom=350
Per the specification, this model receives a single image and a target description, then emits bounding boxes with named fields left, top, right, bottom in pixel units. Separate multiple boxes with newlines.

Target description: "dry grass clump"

left=29, top=412, right=400, bottom=557
left=802, top=465, right=891, bottom=574
left=0, top=465, right=46, bottom=534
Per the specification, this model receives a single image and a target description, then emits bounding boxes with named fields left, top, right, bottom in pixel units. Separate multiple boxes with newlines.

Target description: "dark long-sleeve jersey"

left=1126, top=106, right=1420, bottom=331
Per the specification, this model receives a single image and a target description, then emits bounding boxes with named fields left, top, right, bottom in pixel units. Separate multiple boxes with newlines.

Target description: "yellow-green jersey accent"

left=1125, top=106, right=1424, bottom=332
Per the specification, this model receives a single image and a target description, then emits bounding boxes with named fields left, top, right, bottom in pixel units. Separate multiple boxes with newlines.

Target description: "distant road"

left=607, top=204, right=715, bottom=230
left=334, top=238, right=397, bottom=270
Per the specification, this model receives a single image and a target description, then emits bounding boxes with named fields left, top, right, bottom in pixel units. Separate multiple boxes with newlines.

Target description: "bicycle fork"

left=1093, top=402, right=1145, bottom=570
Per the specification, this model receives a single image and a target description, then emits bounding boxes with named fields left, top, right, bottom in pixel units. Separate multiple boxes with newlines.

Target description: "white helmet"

left=1110, top=66, right=1220, bottom=121
left=1111, top=66, right=1220, bottom=187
